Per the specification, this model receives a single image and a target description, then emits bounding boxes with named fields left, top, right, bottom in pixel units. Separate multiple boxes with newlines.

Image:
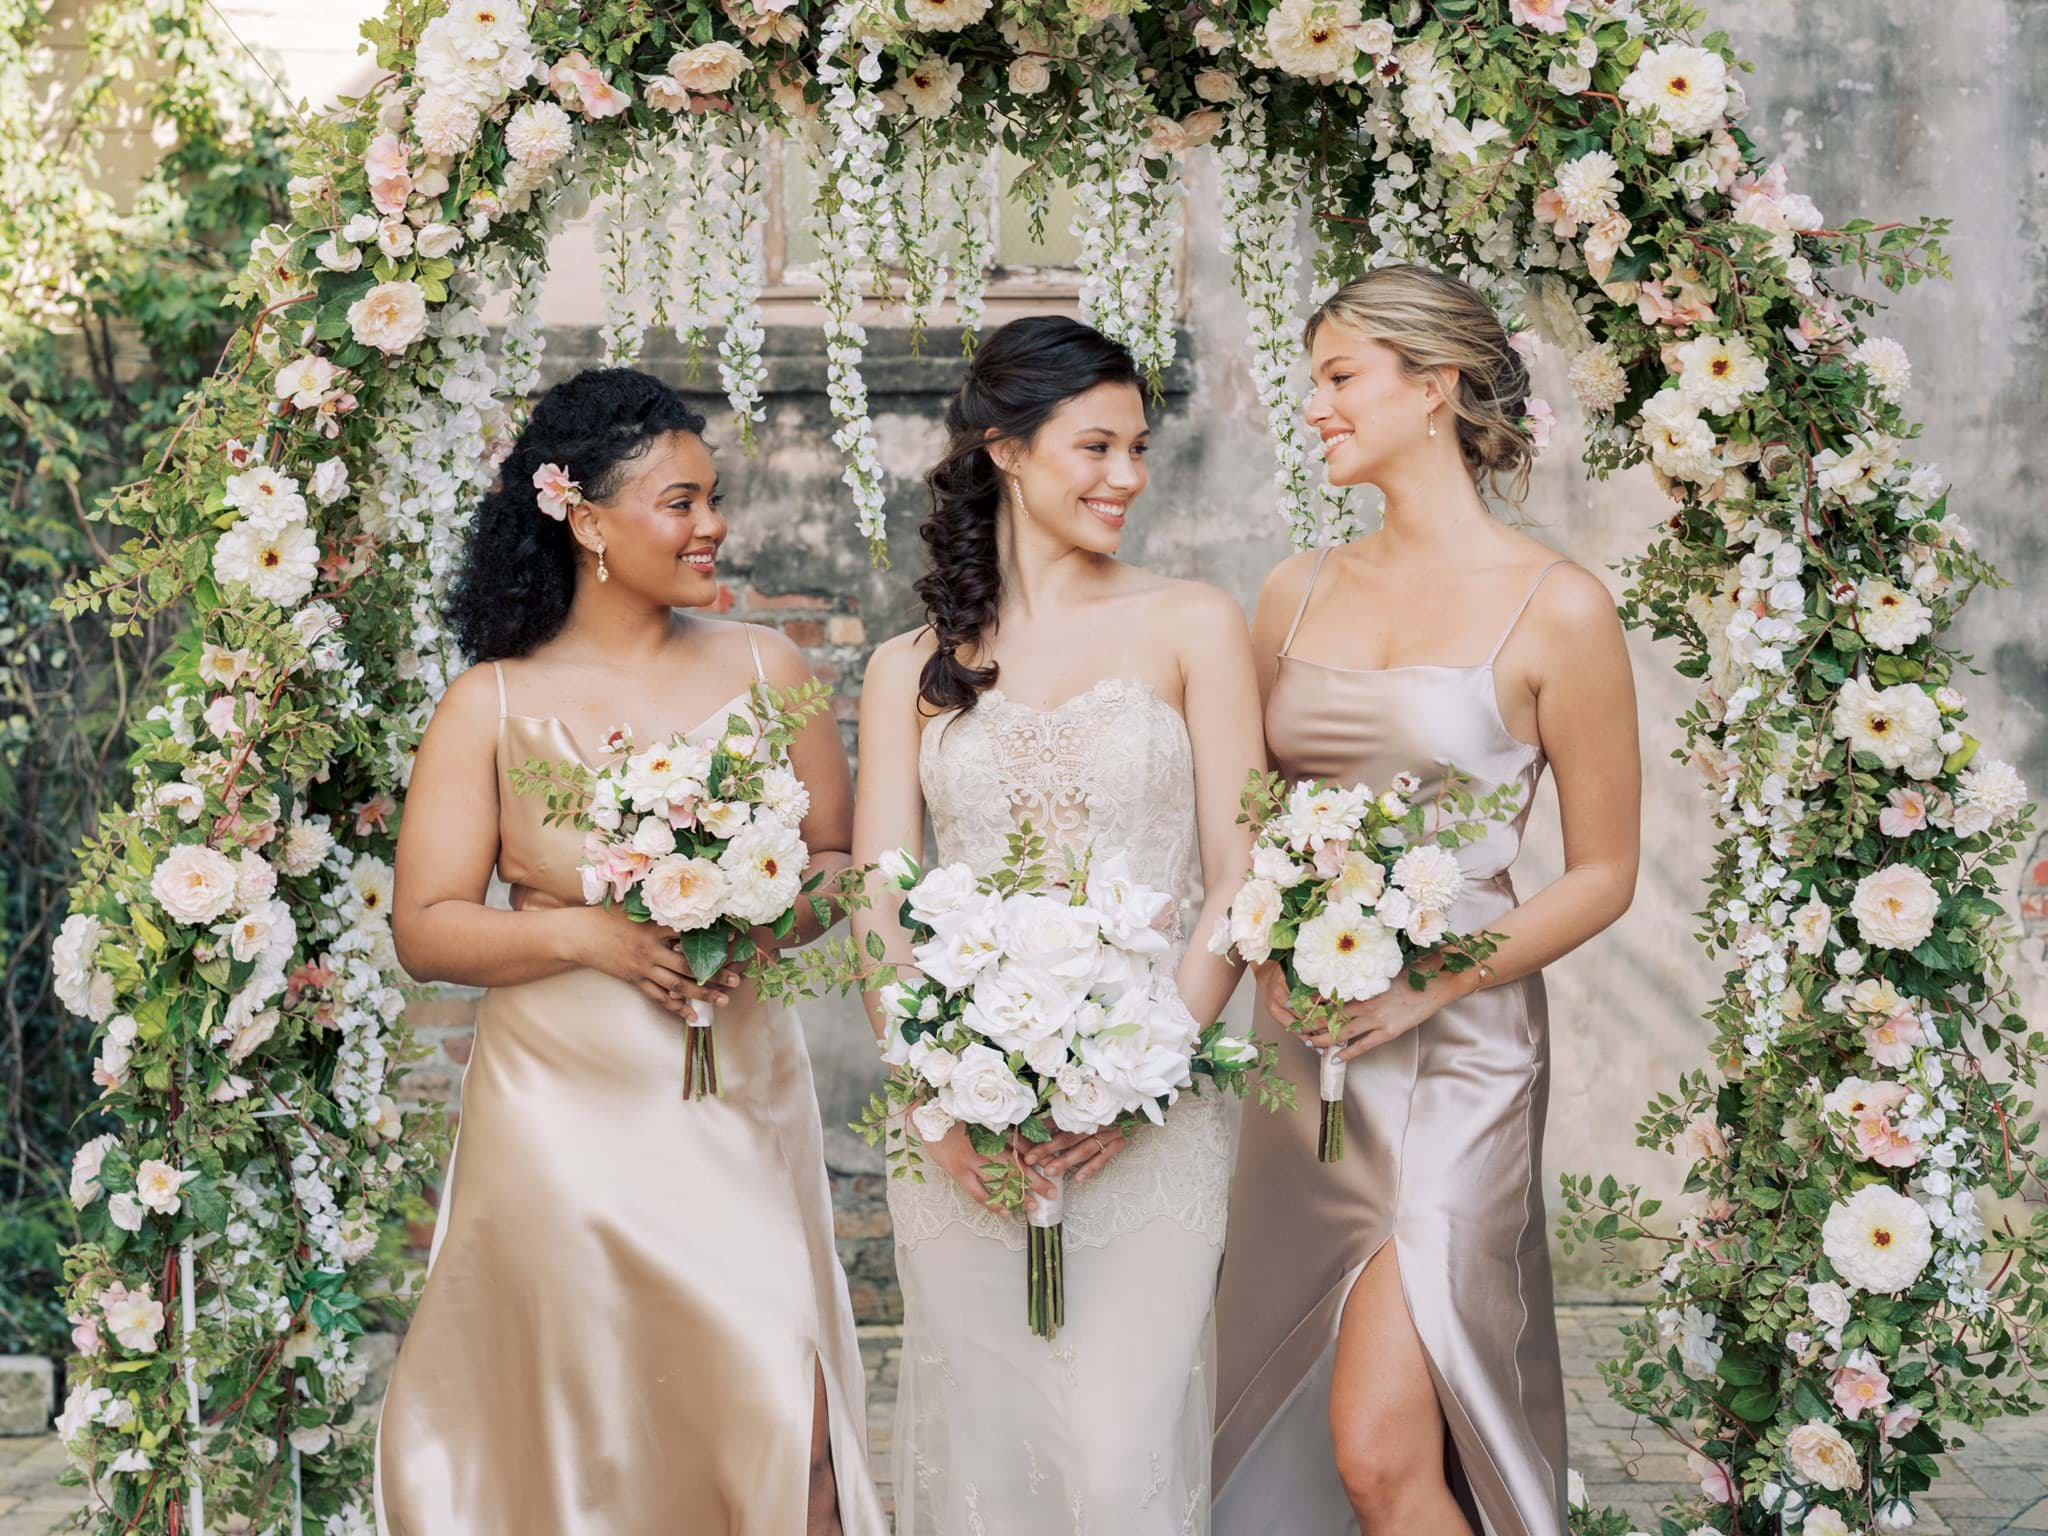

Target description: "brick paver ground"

left=6, top=1306, right=2045, bottom=1533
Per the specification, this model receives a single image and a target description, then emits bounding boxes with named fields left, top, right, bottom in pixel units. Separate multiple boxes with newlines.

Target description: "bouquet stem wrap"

left=683, top=997, right=719, bottom=1100
left=1025, top=1179, right=1066, bottom=1340
left=1318, top=1049, right=1347, bottom=1164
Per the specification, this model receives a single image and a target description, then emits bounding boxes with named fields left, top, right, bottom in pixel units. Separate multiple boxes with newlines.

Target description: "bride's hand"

left=565, top=905, right=742, bottom=1018
left=1022, top=1126, right=1131, bottom=1187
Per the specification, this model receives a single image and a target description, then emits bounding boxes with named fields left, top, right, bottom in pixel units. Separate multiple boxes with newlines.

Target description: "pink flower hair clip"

left=532, top=463, right=583, bottom=521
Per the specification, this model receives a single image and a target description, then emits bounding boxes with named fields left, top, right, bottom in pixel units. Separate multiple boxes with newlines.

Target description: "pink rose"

left=1863, top=1013, right=1925, bottom=1069
left=364, top=132, right=412, bottom=216
left=1689, top=1451, right=1734, bottom=1505
left=1855, top=1109, right=1922, bottom=1168
left=1523, top=397, right=1555, bottom=453
left=1880, top=1403, right=1922, bottom=1441
left=1831, top=1356, right=1893, bottom=1420
left=1878, top=787, right=1928, bottom=838
left=532, top=463, right=581, bottom=520
left=71, top=1314, right=103, bottom=1357
left=1533, top=186, right=1575, bottom=237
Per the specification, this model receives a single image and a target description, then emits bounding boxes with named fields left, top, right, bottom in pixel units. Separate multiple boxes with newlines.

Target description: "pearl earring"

left=1427, top=408, right=1438, bottom=439
left=596, top=543, right=609, bottom=583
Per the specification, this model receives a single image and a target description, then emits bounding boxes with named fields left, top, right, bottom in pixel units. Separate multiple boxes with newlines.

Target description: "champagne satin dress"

left=374, top=639, right=885, bottom=1536
left=1213, top=554, right=1571, bottom=1536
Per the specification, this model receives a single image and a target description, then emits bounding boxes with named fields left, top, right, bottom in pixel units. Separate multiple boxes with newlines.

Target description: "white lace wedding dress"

left=891, top=677, right=1231, bottom=1536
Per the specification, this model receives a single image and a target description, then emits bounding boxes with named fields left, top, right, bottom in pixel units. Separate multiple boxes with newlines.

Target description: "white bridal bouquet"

left=856, top=824, right=1279, bottom=1338
left=512, top=678, right=833, bottom=1098
left=1210, top=769, right=1519, bottom=1161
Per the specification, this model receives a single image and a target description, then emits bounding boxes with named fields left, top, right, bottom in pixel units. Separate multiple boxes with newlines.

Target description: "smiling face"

left=993, top=380, right=1150, bottom=553
left=569, top=430, right=726, bottom=608
left=1304, top=323, right=1447, bottom=489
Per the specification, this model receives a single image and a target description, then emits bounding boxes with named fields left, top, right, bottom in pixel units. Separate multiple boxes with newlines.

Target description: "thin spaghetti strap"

left=744, top=623, right=766, bottom=684
left=1485, top=559, right=1570, bottom=666
left=1278, top=546, right=1335, bottom=658
left=490, top=660, right=508, bottom=720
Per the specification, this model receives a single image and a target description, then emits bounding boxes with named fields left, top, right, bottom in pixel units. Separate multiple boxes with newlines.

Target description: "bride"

left=378, top=367, right=883, bottom=1535
left=852, top=315, right=1264, bottom=1534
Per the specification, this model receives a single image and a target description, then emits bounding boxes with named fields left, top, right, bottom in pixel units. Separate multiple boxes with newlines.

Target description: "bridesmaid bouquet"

left=1209, top=769, right=1518, bottom=1161
left=511, top=678, right=834, bottom=1098
left=853, top=823, right=1273, bottom=1339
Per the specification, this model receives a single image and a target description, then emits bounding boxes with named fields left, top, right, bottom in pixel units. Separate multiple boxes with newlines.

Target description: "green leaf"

left=678, top=927, right=730, bottom=984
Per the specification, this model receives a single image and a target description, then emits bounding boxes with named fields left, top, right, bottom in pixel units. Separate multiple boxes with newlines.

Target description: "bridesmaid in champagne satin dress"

left=375, top=368, right=883, bottom=1535
left=1215, top=551, right=1570, bottom=1534
left=1213, top=267, right=1640, bottom=1536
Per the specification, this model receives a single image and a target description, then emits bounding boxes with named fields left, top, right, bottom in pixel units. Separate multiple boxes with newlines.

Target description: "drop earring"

left=1427, top=407, right=1438, bottom=439
left=596, top=543, right=609, bottom=583
left=1008, top=472, right=1028, bottom=520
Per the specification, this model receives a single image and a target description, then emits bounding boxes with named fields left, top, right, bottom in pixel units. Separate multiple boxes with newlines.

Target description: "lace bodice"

left=895, top=677, right=1232, bottom=1253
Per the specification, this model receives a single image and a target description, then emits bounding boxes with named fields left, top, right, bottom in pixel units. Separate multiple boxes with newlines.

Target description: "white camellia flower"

left=1391, top=844, right=1463, bottom=914
left=899, top=55, right=965, bottom=119
left=348, top=855, right=395, bottom=923
left=213, top=517, right=320, bottom=606
left=133, top=1158, right=198, bottom=1216
left=939, top=1042, right=1037, bottom=1130
left=223, top=1006, right=279, bottom=1064
left=1855, top=579, right=1933, bottom=653
left=70, top=1132, right=117, bottom=1208
left=1640, top=391, right=1720, bottom=485
left=347, top=280, right=429, bottom=355
left=504, top=101, right=574, bottom=165
left=1821, top=1184, right=1932, bottom=1294
left=718, top=819, right=806, bottom=925
left=151, top=843, right=240, bottom=924
left=1620, top=43, right=1729, bottom=138
left=1849, top=865, right=1939, bottom=951
left=1293, top=904, right=1404, bottom=1002
left=1784, top=1418, right=1863, bottom=1492
left=1675, top=332, right=1768, bottom=415
left=1264, top=0, right=1360, bottom=80
left=1831, top=677, right=1944, bottom=780
left=640, top=854, right=726, bottom=931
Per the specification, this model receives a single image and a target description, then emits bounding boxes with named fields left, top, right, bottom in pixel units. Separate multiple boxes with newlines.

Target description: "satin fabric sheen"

left=1213, top=561, right=1571, bottom=1536
left=374, top=695, right=884, bottom=1535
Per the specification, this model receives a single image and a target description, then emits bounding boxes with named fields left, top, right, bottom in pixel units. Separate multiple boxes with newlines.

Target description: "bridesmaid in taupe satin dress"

left=376, top=368, right=883, bottom=1535
left=1213, top=268, right=1640, bottom=1536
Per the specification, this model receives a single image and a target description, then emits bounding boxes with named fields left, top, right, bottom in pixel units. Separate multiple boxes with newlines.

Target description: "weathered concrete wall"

left=111, top=2, right=2048, bottom=1305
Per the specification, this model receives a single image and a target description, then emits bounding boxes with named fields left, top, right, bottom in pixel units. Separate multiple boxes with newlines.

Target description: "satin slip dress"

left=1213, top=553, right=1572, bottom=1536
left=375, top=629, right=884, bottom=1535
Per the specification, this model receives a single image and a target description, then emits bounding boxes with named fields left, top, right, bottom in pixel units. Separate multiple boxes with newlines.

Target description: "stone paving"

left=6, top=1306, right=2047, bottom=1533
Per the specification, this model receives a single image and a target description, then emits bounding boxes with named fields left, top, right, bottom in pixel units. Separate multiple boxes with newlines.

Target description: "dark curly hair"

left=915, top=316, right=1140, bottom=715
left=447, top=368, right=707, bottom=661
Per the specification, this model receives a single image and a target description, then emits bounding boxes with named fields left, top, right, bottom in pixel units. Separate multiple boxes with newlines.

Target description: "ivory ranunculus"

left=152, top=844, right=239, bottom=924
left=1850, top=865, right=1939, bottom=951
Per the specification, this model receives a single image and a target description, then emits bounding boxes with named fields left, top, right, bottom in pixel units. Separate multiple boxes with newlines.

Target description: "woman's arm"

left=754, top=625, right=853, bottom=948
left=849, top=633, right=931, bottom=1041
left=1269, top=566, right=1643, bottom=1057
left=1173, top=583, right=1268, bottom=1025
left=391, top=665, right=701, bottom=1014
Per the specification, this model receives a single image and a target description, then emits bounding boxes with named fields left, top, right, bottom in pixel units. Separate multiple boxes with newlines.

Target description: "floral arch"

left=46, top=0, right=2044, bottom=1532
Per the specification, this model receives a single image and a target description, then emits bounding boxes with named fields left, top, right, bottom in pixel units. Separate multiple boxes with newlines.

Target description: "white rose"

left=1049, top=1065, right=1122, bottom=1134
left=907, top=864, right=977, bottom=924
left=376, top=220, right=415, bottom=258
left=878, top=847, right=920, bottom=886
left=1225, top=878, right=1284, bottom=964
left=108, top=1192, right=146, bottom=1232
left=1784, top=1419, right=1862, bottom=1492
left=939, top=1042, right=1038, bottom=1130
left=631, top=818, right=678, bottom=857
left=698, top=799, right=751, bottom=839
left=1007, top=55, right=1051, bottom=94
left=912, top=898, right=1004, bottom=992
left=908, top=1039, right=960, bottom=1088
left=70, top=1132, right=118, bottom=1208
left=346, top=280, right=429, bottom=355
left=309, top=457, right=350, bottom=506
left=1000, top=891, right=1103, bottom=984
left=910, top=1099, right=956, bottom=1143
left=668, top=40, right=748, bottom=94
left=640, top=855, right=727, bottom=931
left=314, top=235, right=361, bottom=273
left=1194, top=68, right=1239, bottom=102
left=134, top=1158, right=198, bottom=1215
left=1850, top=865, right=1939, bottom=951
left=151, top=844, right=240, bottom=924
left=415, top=221, right=463, bottom=259
left=1789, top=895, right=1832, bottom=956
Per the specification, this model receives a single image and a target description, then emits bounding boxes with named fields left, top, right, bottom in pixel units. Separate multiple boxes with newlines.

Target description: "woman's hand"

left=921, top=1121, right=1004, bottom=1211
left=1255, top=959, right=1298, bottom=1026
left=1022, top=1126, right=1131, bottom=1188
left=564, top=905, right=743, bottom=1018
left=1320, top=969, right=1474, bottom=1061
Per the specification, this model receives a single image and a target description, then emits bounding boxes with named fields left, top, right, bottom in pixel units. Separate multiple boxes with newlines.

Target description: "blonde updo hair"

left=1304, top=264, right=1536, bottom=505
